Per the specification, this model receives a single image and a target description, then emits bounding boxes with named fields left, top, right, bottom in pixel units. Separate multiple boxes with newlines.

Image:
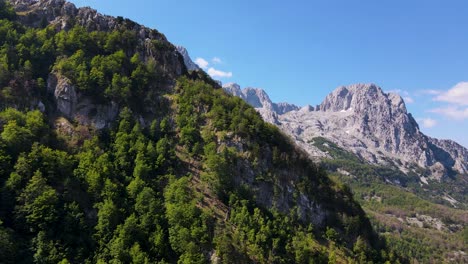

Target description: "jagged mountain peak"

left=243, top=87, right=273, bottom=108
left=388, top=92, right=407, bottom=109
left=223, top=82, right=241, bottom=90
left=222, top=83, right=243, bottom=98
left=223, top=83, right=299, bottom=124
left=298, top=104, right=315, bottom=113
left=319, top=83, right=407, bottom=114
left=226, top=82, right=468, bottom=182
left=222, top=83, right=299, bottom=113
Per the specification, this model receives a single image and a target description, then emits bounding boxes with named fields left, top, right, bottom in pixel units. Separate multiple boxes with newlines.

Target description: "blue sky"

left=69, top=0, right=468, bottom=147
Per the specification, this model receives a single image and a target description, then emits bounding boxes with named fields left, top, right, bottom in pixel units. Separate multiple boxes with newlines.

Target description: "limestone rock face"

left=47, top=74, right=76, bottom=118
left=222, top=83, right=299, bottom=124
left=47, top=73, right=118, bottom=129
left=176, top=46, right=201, bottom=71
left=11, top=0, right=186, bottom=79
left=225, top=83, right=468, bottom=181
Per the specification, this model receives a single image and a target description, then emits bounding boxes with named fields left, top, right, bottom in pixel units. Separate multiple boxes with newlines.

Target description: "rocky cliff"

left=223, top=83, right=468, bottom=182
left=8, top=0, right=188, bottom=129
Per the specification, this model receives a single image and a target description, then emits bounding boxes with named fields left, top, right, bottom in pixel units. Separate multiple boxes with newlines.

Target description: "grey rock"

left=37, top=101, right=45, bottom=112
left=48, top=73, right=77, bottom=118
left=47, top=73, right=119, bottom=128
left=226, top=82, right=468, bottom=182
left=428, top=138, right=468, bottom=175
left=223, top=83, right=299, bottom=124
left=223, top=83, right=244, bottom=98
left=275, top=102, right=301, bottom=115
left=176, top=46, right=201, bottom=71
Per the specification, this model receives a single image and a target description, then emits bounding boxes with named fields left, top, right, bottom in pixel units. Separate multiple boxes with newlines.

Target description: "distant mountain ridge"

left=221, top=82, right=468, bottom=183
left=223, top=83, right=300, bottom=124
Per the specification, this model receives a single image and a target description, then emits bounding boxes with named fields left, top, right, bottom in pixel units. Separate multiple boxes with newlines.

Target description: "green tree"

left=165, top=176, right=210, bottom=263
left=32, top=231, right=65, bottom=264
left=353, top=236, right=369, bottom=263
left=95, top=199, right=120, bottom=247
left=0, top=1, right=16, bottom=20
left=15, top=170, right=59, bottom=232
left=105, top=73, right=131, bottom=103
left=0, top=220, right=16, bottom=263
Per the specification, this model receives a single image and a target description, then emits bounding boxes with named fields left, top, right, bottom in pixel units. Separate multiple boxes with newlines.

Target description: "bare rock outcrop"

left=47, top=73, right=118, bottom=129
left=47, top=73, right=76, bottom=117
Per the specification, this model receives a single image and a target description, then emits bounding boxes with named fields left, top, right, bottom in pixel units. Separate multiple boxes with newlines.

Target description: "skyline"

left=69, top=0, right=468, bottom=148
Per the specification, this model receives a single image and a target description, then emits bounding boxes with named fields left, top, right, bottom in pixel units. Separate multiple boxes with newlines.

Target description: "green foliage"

left=330, top=163, right=468, bottom=263
left=16, top=170, right=58, bottom=231
left=311, top=137, right=362, bottom=163
left=165, top=176, right=211, bottom=263
left=0, top=219, right=17, bottom=263
left=0, top=109, right=48, bottom=154
left=202, top=143, right=236, bottom=199
left=290, top=230, right=327, bottom=264
left=0, top=1, right=16, bottom=20
left=0, top=10, right=401, bottom=264
left=325, top=227, right=339, bottom=242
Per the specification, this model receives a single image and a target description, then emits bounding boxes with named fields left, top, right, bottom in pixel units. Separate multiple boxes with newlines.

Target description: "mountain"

left=0, top=1, right=401, bottom=263
left=176, top=46, right=201, bottom=71
left=221, top=83, right=468, bottom=263
left=223, top=83, right=300, bottom=124
left=225, top=83, right=468, bottom=183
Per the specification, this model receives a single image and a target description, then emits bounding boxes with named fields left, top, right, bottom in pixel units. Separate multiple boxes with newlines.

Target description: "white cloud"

left=430, top=106, right=468, bottom=120
left=194, top=56, right=232, bottom=79
left=207, top=68, right=232, bottom=78
left=212, top=57, right=222, bottom=64
left=435, top=82, right=468, bottom=106
left=195, top=57, right=209, bottom=69
left=417, top=118, right=438, bottom=128
left=403, top=96, right=414, bottom=104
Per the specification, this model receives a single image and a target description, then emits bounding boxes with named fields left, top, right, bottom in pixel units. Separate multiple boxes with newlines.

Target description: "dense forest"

left=0, top=1, right=408, bottom=263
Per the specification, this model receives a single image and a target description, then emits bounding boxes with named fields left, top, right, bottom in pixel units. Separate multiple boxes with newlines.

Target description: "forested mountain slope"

left=0, top=1, right=401, bottom=263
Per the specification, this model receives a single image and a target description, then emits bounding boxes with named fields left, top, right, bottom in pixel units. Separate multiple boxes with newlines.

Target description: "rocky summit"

left=223, top=83, right=468, bottom=182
